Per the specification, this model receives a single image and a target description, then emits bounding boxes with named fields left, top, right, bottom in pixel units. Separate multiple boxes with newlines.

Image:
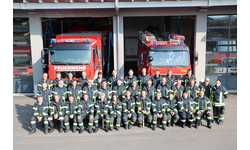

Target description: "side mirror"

left=97, top=50, right=101, bottom=58
left=41, top=50, right=45, bottom=59
left=148, top=56, right=153, bottom=62
left=41, top=59, right=45, bottom=64
left=195, top=52, right=198, bottom=61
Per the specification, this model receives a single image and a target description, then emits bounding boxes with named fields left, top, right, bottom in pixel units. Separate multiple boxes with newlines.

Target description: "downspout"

left=115, top=0, right=120, bottom=76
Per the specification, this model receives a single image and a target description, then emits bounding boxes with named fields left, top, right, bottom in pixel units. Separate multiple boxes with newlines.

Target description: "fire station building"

left=13, top=0, right=237, bottom=94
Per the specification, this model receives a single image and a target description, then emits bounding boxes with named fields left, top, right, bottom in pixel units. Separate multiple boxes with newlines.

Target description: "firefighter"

left=52, top=80, right=68, bottom=103
left=94, top=93, right=110, bottom=133
left=181, top=69, right=196, bottom=88
left=98, top=79, right=112, bottom=103
left=109, top=94, right=122, bottom=131
left=52, top=72, right=65, bottom=88
left=67, top=79, right=82, bottom=103
left=64, top=72, right=74, bottom=88
left=136, top=90, right=152, bottom=128
left=37, top=82, right=52, bottom=103
left=194, top=90, right=212, bottom=129
left=64, top=94, right=78, bottom=133
left=128, top=80, right=141, bottom=101
left=166, top=69, right=176, bottom=89
left=198, top=78, right=213, bottom=101
left=152, top=92, right=167, bottom=131
left=124, top=69, right=137, bottom=89
left=29, top=95, right=49, bottom=135
left=143, top=79, right=156, bottom=101
left=165, top=92, right=179, bottom=127
left=172, top=78, right=185, bottom=101
left=113, top=79, right=127, bottom=100
left=82, top=79, right=98, bottom=103
left=151, top=70, right=162, bottom=89
left=77, top=93, right=94, bottom=134
left=48, top=94, right=65, bottom=133
left=78, top=70, right=90, bottom=88
left=157, top=76, right=171, bottom=99
left=184, top=79, right=199, bottom=100
left=177, top=91, right=195, bottom=128
left=107, top=70, right=122, bottom=89
left=93, top=72, right=105, bottom=89
left=212, top=79, right=228, bottom=125
left=37, top=72, right=53, bottom=91
left=122, top=90, right=136, bottom=130
left=138, top=68, right=151, bottom=90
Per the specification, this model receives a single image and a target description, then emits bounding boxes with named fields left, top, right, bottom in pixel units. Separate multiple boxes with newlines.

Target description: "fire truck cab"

left=138, top=31, right=197, bottom=79
left=41, top=31, right=108, bottom=81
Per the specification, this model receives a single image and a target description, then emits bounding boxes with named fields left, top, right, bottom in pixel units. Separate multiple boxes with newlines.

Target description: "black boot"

left=195, top=120, right=199, bottom=129
left=189, top=122, right=193, bottom=128
left=44, top=129, right=48, bottom=135
left=88, top=128, right=93, bottom=134
left=117, top=127, right=120, bottom=131
left=94, top=127, right=98, bottom=133
left=153, top=125, right=156, bottom=131
left=214, top=118, right=218, bottom=124
left=110, top=127, right=113, bottom=131
left=72, top=128, right=76, bottom=133
left=207, top=120, right=212, bottom=129
left=125, top=124, right=128, bottom=130
left=105, top=126, right=109, bottom=133
left=128, top=123, right=132, bottom=130
left=139, top=123, right=143, bottom=128
left=218, top=120, right=223, bottom=125
left=49, top=127, right=54, bottom=133
left=182, top=122, right=185, bottom=128
left=29, top=128, right=36, bottom=135
left=65, top=128, right=69, bottom=133
left=59, top=127, right=63, bottom=133
left=172, top=122, right=175, bottom=127
left=79, top=128, right=84, bottom=134
left=162, top=126, right=166, bottom=131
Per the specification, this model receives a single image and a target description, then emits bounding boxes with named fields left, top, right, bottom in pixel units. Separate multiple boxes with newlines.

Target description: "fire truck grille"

left=57, top=71, right=83, bottom=79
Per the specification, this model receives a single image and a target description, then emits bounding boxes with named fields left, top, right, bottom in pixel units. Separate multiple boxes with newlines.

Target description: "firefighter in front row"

left=165, top=92, right=179, bottom=127
left=177, top=91, right=195, bottom=128
left=136, top=90, right=152, bottom=128
left=48, top=94, right=65, bottom=133
left=94, top=93, right=110, bottom=133
left=152, top=92, right=167, bottom=131
left=77, top=93, right=94, bottom=134
left=29, top=95, right=49, bottom=135
left=122, top=90, right=137, bottom=130
left=64, top=94, right=78, bottom=133
left=109, top=94, right=122, bottom=131
left=194, top=90, right=212, bottom=129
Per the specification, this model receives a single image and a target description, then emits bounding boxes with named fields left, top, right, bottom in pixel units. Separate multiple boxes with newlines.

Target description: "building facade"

left=13, top=0, right=237, bottom=94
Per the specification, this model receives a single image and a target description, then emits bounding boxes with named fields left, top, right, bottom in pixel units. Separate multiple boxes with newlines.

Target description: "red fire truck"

left=41, top=31, right=108, bottom=81
left=138, top=31, right=198, bottom=79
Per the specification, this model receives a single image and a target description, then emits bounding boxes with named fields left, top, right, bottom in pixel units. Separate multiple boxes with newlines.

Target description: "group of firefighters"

left=29, top=68, right=228, bottom=135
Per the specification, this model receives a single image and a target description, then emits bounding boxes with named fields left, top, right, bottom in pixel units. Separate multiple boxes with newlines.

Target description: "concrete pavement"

left=13, top=94, right=237, bottom=150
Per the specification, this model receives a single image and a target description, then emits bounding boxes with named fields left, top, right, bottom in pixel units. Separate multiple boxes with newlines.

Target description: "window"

left=13, top=18, right=33, bottom=93
left=206, top=15, right=237, bottom=89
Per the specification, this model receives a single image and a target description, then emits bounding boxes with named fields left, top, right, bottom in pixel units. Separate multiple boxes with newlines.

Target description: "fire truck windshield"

left=50, top=49, right=91, bottom=65
left=150, top=50, right=189, bottom=67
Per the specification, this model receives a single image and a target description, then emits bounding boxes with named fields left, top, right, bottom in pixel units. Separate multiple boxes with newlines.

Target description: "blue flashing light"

left=86, top=39, right=91, bottom=43
left=153, top=41, right=156, bottom=45
left=51, top=39, right=56, bottom=44
left=180, top=40, right=184, bottom=45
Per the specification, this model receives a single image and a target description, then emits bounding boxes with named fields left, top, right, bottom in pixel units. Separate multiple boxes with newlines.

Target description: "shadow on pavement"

left=15, top=104, right=45, bottom=133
